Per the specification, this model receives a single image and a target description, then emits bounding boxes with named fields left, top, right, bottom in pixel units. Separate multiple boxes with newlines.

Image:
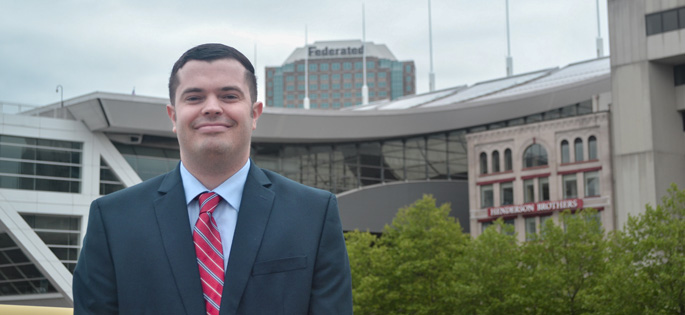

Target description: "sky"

left=0, top=0, right=609, bottom=107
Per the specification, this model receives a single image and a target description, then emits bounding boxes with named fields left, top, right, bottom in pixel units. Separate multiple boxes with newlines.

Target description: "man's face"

left=166, top=59, right=263, bottom=164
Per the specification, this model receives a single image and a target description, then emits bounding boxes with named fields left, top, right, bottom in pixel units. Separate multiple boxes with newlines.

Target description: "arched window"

left=574, top=138, right=584, bottom=162
left=588, top=136, right=598, bottom=160
left=479, top=152, right=488, bottom=174
left=561, top=140, right=570, bottom=164
left=504, top=149, right=512, bottom=171
left=492, top=150, right=500, bottom=173
left=523, top=143, right=548, bottom=168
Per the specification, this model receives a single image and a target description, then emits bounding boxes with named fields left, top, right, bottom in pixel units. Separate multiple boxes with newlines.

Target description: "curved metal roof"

left=24, top=57, right=611, bottom=144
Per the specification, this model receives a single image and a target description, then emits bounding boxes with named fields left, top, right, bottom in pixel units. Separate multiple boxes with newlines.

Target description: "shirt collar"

left=179, top=159, right=250, bottom=211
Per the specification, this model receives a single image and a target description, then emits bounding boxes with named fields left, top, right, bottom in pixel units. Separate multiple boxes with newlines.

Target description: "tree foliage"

left=345, top=185, right=685, bottom=314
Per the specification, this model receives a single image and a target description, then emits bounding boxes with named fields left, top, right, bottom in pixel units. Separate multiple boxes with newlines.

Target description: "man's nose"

left=202, top=96, right=223, bottom=115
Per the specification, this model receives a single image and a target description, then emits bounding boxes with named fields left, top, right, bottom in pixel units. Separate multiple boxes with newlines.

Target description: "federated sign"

left=488, top=198, right=583, bottom=218
left=308, top=46, right=364, bottom=58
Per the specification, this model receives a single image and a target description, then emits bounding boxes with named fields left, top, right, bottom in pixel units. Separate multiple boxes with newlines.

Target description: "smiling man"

left=73, top=43, right=353, bottom=315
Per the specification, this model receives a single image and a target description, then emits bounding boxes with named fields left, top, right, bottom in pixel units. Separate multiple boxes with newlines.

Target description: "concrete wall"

left=609, top=0, right=685, bottom=227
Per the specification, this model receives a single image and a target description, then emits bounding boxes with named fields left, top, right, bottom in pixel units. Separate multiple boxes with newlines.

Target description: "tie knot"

left=199, top=192, right=220, bottom=215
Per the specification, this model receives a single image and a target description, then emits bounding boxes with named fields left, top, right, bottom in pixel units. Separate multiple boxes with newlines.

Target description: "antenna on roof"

left=595, top=0, right=604, bottom=57
left=304, top=25, right=310, bottom=110
left=362, top=4, right=369, bottom=105
left=505, top=0, right=513, bottom=77
left=428, top=0, right=435, bottom=92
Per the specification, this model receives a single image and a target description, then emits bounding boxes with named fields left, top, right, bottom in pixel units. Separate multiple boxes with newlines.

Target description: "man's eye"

left=222, top=95, right=238, bottom=100
left=186, top=96, right=202, bottom=102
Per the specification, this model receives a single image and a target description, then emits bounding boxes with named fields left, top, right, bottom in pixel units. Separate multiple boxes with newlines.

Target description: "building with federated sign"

left=264, top=40, right=415, bottom=109
left=466, top=111, right=614, bottom=241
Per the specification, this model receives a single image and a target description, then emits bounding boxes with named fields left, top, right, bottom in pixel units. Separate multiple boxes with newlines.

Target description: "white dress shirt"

left=180, top=160, right=250, bottom=270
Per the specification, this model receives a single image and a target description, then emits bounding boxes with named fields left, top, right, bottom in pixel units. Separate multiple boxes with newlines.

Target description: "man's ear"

left=252, top=101, right=263, bottom=130
left=166, top=104, right=177, bottom=133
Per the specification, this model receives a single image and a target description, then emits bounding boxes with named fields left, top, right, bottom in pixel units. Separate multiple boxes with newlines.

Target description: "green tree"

left=452, top=220, right=527, bottom=315
left=597, top=184, right=685, bottom=314
left=520, top=210, right=606, bottom=315
left=346, top=195, right=468, bottom=315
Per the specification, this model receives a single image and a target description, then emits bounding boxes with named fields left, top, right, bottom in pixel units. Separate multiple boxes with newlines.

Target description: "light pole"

left=55, top=85, right=63, bottom=118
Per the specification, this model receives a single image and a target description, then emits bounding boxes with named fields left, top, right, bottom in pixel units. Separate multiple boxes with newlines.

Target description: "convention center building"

left=264, top=40, right=416, bottom=109
left=1, top=0, right=685, bottom=307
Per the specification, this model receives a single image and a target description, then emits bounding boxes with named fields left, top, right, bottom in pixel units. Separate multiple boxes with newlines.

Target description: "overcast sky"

left=0, top=0, right=609, bottom=106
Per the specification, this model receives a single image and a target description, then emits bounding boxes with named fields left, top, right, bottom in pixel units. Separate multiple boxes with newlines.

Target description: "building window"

left=100, top=157, right=125, bottom=195
left=561, top=140, right=570, bottom=163
left=332, top=74, right=341, bottom=80
left=663, top=9, right=679, bottom=32
left=524, top=179, right=535, bottom=203
left=563, top=174, right=578, bottom=199
left=504, top=149, right=512, bottom=171
left=525, top=217, right=537, bottom=240
left=584, top=171, right=600, bottom=197
left=588, top=136, right=597, bottom=160
left=320, top=63, right=329, bottom=71
left=523, top=143, right=548, bottom=168
left=501, top=181, right=514, bottom=205
left=574, top=138, right=584, bottom=162
left=331, top=63, right=340, bottom=70
left=645, top=7, right=685, bottom=36
left=479, top=152, right=488, bottom=174
left=297, top=64, right=305, bottom=72
left=309, top=64, right=317, bottom=71
left=0, top=233, right=58, bottom=295
left=343, top=62, right=352, bottom=70
left=378, top=72, right=387, bottom=78
left=114, top=143, right=179, bottom=181
left=492, top=150, right=500, bottom=173
left=21, top=214, right=81, bottom=273
left=481, top=184, right=494, bottom=208
left=539, top=177, right=550, bottom=201
left=0, top=135, right=83, bottom=193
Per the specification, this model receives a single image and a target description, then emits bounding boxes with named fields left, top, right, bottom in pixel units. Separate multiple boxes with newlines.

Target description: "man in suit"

left=73, top=43, right=353, bottom=314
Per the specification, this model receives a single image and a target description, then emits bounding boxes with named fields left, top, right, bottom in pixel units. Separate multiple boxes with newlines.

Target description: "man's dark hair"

left=168, top=43, right=257, bottom=105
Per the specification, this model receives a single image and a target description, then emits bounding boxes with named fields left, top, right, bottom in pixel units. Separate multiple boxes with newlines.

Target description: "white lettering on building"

left=308, top=46, right=365, bottom=58
left=487, top=199, right=583, bottom=218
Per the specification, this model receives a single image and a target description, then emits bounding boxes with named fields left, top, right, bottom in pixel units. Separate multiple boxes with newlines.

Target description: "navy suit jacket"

left=73, top=162, right=353, bottom=314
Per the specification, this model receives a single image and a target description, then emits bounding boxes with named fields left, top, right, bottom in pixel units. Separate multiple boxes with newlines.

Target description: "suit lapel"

left=220, top=163, right=275, bottom=315
left=153, top=166, right=205, bottom=315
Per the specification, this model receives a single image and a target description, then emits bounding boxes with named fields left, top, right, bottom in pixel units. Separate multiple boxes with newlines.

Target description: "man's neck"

left=181, top=155, right=248, bottom=190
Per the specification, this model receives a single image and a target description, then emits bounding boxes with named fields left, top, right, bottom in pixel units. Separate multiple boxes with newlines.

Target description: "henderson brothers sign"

left=308, top=45, right=364, bottom=57
left=488, top=198, right=583, bottom=218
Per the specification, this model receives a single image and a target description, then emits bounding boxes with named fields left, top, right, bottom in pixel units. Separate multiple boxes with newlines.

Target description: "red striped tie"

left=194, top=192, right=224, bottom=315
